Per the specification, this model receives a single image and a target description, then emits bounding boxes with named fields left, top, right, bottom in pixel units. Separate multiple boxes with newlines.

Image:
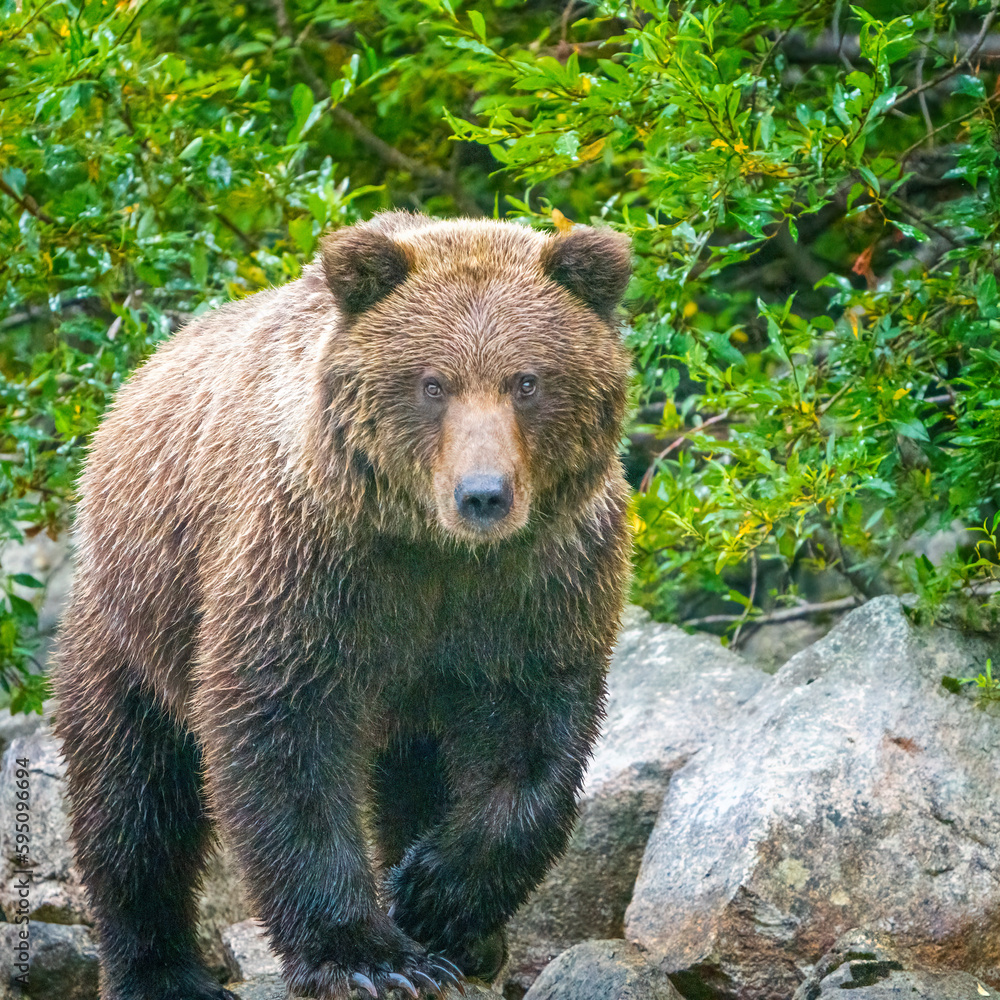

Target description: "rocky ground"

left=2, top=596, right=999, bottom=1000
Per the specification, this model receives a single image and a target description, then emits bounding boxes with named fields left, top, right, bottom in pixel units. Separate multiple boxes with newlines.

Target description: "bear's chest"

left=341, top=538, right=552, bottom=677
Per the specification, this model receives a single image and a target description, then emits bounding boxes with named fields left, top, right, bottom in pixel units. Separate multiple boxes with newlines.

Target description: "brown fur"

left=54, top=213, right=633, bottom=1000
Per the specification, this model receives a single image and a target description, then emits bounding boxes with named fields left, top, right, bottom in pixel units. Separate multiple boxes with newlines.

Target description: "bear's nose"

left=454, top=474, right=513, bottom=527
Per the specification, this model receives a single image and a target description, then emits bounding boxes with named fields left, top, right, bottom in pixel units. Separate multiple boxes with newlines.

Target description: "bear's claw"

left=428, top=956, right=465, bottom=994
left=411, top=970, right=442, bottom=996
left=387, top=972, right=419, bottom=998
left=352, top=971, right=378, bottom=997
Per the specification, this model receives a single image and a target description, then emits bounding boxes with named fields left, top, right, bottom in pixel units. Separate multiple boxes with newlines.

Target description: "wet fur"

left=54, top=214, right=633, bottom=999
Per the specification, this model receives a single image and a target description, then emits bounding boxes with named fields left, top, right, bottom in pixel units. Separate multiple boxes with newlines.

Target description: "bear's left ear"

left=321, top=226, right=412, bottom=314
left=540, top=227, right=632, bottom=319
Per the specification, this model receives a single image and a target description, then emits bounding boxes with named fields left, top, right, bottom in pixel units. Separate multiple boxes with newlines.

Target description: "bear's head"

left=320, top=213, right=631, bottom=546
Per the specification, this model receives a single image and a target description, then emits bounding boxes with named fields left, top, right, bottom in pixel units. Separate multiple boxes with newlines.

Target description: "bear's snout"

left=454, top=473, right=514, bottom=528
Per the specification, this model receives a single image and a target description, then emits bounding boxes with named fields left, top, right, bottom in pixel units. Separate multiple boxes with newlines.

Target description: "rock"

left=221, top=920, right=281, bottom=980
left=0, top=727, right=248, bottom=970
left=0, top=921, right=100, bottom=1000
left=625, top=596, right=1000, bottom=1000
left=224, top=972, right=497, bottom=1000
left=523, top=940, right=685, bottom=1000
left=792, top=928, right=1000, bottom=999
left=0, top=728, right=89, bottom=924
left=197, top=846, right=252, bottom=979
left=739, top=618, right=832, bottom=675
left=224, top=975, right=287, bottom=1000
left=1, top=533, right=74, bottom=670
left=0, top=709, right=47, bottom=763
left=505, top=609, right=768, bottom=995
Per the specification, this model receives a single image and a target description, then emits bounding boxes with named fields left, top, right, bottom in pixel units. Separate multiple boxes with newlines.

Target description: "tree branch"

left=900, top=0, right=1000, bottom=105
left=0, top=176, right=56, bottom=225
left=683, top=595, right=859, bottom=628
left=639, top=409, right=731, bottom=493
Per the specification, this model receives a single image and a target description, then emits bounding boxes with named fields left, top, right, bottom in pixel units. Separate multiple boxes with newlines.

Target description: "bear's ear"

left=540, top=227, right=632, bottom=319
left=320, top=227, right=412, bottom=314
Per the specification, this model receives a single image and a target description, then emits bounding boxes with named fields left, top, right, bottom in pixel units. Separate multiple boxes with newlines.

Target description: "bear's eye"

left=516, top=375, right=538, bottom=398
left=423, top=379, right=444, bottom=399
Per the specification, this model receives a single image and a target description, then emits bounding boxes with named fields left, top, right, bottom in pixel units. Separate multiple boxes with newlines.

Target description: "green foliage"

left=2, top=0, right=999, bottom=706
left=943, top=657, right=1000, bottom=704
left=442, top=0, right=1000, bottom=629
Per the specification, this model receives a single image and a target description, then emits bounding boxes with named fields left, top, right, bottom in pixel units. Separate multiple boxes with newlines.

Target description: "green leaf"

left=468, top=9, right=487, bottom=41
left=178, top=136, right=204, bottom=160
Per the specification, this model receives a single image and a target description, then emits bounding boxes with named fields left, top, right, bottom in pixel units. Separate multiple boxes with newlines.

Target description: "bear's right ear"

left=320, top=227, right=411, bottom=314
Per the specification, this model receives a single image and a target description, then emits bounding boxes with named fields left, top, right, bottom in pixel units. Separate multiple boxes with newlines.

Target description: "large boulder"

left=0, top=921, right=100, bottom=1000
left=505, top=608, right=768, bottom=994
left=0, top=728, right=249, bottom=974
left=523, top=940, right=685, bottom=1000
left=625, top=596, right=1000, bottom=999
left=0, top=728, right=89, bottom=924
left=225, top=971, right=496, bottom=1000
left=792, top=928, right=1000, bottom=999
left=221, top=920, right=281, bottom=980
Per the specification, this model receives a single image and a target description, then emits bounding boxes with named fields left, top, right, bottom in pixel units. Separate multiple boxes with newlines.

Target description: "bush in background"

left=2, top=0, right=998, bottom=709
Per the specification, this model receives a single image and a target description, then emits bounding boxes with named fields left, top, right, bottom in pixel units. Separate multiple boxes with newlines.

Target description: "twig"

left=830, top=0, right=854, bottom=70
left=639, top=409, right=731, bottom=493
left=900, top=0, right=1000, bottom=105
left=915, top=27, right=935, bottom=147
left=683, top=595, right=859, bottom=628
left=893, top=197, right=957, bottom=246
left=730, top=551, right=757, bottom=646
left=560, top=0, right=582, bottom=42
left=106, top=291, right=137, bottom=341
left=0, top=176, right=56, bottom=225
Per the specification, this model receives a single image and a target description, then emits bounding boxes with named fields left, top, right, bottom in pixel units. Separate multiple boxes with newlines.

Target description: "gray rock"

left=0, top=709, right=47, bottom=763
left=523, top=940, right=685, bottom=1000
left=0, top=728, right=89, bottom=924
left=792, top=928, right=1000, bottom=999
left=739, top=618, right=832, bottom=675
left=0, top=728, right=248, bottom=969
left=225, top=972, right=496, bottom=1000
left=198, top=846, right=252, bottom=979
left=1, top=534, right=72, bottom=639
left=0, top=921, right=99, bottom=1000
left=505, top=610, right=768, bottom=994
left=221, top=920, right=281, bottom=980
left=225, top=974, right=287, bottom=1000
left=625, top=596, right=1000, bottom=1000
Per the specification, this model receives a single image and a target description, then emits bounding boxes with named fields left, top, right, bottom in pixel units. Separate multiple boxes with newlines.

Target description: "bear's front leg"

left=388, top=669, right=605, bottom=982
left=194, top=624, right=465, bottom=999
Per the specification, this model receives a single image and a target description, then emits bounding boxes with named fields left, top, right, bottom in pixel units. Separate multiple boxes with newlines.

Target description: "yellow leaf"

left=731, top=328, right=748, bottom=344
left=579, top=138, right=606, bottom=162
left=683, top=301, right=698, bottom=318
left=551, top=209, right=574, bottom=234
left=580, top=76, right=592, bottom=93
left=848, top=311, right=861, bottom=338
left=733, top=140, right=749, bottom=153
left=977, top=983, right=989, bottom=997
left=59, top=20, right=70, bottom=35
left=710, top=138, right=728, bottom=148
left=892, top=387, right=910, bottom=401
left=87, top=159, right=100, bottom=181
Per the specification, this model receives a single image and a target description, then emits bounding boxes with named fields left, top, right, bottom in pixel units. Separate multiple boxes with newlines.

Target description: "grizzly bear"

left=54, top=212, right=633, bottom=1000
